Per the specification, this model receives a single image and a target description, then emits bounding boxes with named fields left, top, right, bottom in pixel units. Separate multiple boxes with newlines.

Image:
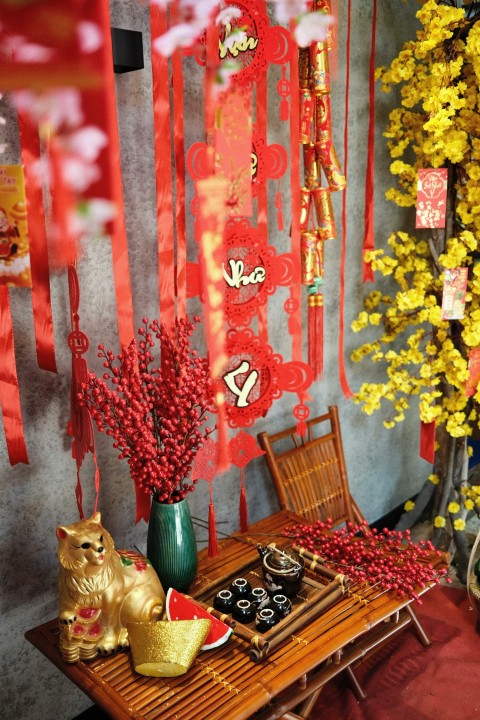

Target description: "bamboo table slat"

left=25, top=510, right=446, bottom=720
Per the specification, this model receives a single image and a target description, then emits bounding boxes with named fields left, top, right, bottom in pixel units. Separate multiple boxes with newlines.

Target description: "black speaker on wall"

left=111, top=27, right=144, bottom=74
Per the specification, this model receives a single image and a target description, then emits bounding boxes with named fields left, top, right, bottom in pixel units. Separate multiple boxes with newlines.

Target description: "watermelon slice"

left=165, top=588, right=233, bottom=651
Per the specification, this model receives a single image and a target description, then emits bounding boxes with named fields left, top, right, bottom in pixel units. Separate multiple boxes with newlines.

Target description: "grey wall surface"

left=0, top=2, right=427, bottom=719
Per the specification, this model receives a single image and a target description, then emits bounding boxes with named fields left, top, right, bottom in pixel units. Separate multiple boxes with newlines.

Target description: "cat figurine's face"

left=56, top=512, right=115, bottom=573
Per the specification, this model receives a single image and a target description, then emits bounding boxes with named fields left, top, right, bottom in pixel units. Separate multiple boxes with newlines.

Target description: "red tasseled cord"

left=239, top=469, right=249, bottom=533
left=208, top=484, right=219, bottom=558
left=308, top=294, right=324, bottom=380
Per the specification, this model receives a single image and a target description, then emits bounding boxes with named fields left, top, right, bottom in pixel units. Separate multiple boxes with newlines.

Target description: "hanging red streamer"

left=150, top=3, right=176, bottom=329
left=338, top=0, right=353, bottom=399
left=171, top=1, right=187, bottom=318
left=0, top=287, right=29, bottom=465
left=81, top=0, right=135, bottom=349
left=17, top=113, right=57, bottom=374
left=362, top=0, right=377, bottom=283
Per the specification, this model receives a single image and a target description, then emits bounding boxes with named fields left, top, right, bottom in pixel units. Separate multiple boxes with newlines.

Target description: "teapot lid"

left=267, top=547, right=298, bottom=570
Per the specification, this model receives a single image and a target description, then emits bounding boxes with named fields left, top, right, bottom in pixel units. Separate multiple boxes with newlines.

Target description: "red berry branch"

left=284, top=520, right=450, bottom=602
left=80, top=316, right=216, bottom=503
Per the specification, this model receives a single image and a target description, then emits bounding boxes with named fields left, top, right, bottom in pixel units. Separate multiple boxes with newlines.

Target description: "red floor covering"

left=312, top=586, right=480, bottom=720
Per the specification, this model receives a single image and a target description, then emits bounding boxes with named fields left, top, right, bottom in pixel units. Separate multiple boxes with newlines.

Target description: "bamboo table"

left=25, top=510, right=445, bottom=720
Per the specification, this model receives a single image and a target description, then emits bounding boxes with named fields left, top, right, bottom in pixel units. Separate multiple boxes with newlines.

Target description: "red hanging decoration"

left=297, top=1, right=345, bottom=384
left=362, top=0, right=377, bottom=283
left=67, top=265, right=100, bottom=520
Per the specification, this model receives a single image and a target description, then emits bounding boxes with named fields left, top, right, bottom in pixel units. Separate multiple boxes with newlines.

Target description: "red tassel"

left=239, top=469, right=248, bottom=532
left=208, top=485, right=219, bottom=558
left=308, top=293, right=324, bottom=379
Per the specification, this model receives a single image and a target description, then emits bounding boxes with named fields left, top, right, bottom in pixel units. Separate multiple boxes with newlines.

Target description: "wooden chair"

left=257, top=405, right=431, bottom=714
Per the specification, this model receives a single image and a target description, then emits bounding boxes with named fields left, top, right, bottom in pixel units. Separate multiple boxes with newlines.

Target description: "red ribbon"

left=0, top=287, right=29, bottom=465
left=338, top=0, right=353, bottom=399
left=17, top=112, right=57, bottom=373
left=150, top=3, right=176, bottom=330
left=362, top=0, right=377, bottom=283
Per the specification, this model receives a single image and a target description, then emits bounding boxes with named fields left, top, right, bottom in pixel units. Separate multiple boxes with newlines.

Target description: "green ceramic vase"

left=147, top=497, right=198, bottom=593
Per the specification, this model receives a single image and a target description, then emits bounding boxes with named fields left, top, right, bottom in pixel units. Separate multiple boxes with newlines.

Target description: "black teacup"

left=229, top=577, right=252, bottom=598
left=250, top=587, right=269, bottom=609
left=213, top=589, right=235, bottom=613
left=255, top=607, right=280, bottom=632
left=270, top=593, right=292, bottom=618
left=232, top=599, right=256, bottom=623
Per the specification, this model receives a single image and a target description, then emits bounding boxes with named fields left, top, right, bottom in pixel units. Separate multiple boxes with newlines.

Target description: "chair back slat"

left=258, top=406, right=364, bottom=527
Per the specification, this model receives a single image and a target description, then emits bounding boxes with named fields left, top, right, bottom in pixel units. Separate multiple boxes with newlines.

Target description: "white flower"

left=14, top=42, right=54, bottom=63
left=65, top=126, right=108, bottom=162
left=216, top=6, right=242, bottom=26
left=294, top=12, right=333, bottom=47
left=153, top=22, right=201, bottom=56
left=71, top=199, right=117, bottom=239
left=13, top=89, right=83, bottom=130
left=62, top=156, right=101, bottom=193
left=271, top=0, right=310, bottom=25
left=77, top=21, right=103, bottom=54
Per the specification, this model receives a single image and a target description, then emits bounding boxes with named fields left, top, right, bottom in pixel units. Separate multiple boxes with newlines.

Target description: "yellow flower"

left=453, top=518, right=466, bottom=531
left=447, top=501, right=460, bottom=514
left=464, top=499, right=474, bottom=511
left=428, top=473, right=439, bottom=485
left=434, top=515, right=446, bottom=528
left=404, top=500, right=415, bottom=512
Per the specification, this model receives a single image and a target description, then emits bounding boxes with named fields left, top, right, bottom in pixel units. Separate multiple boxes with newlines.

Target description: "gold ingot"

left=298, top=46, right=310, bottom=89
left=309, top=41, right=330, bottom=95
left=127, top=619, right=211, bottom=677
left=301, top=230, right=318, bottom=285
left=303, top=144, right=321, bottom=190
left=313, top=187, right=336, bottom=240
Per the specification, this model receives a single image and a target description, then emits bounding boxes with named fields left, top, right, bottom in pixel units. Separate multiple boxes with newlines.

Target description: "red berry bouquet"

left=284, top=520, right=450, bottom=602
left=81, top=316, right=217, bottom=504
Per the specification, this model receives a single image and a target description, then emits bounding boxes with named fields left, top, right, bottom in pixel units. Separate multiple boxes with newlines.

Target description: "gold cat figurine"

left=56, top=512, right=165, bottom=662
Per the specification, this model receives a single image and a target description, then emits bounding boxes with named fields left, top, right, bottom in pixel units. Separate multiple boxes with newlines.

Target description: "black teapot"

left=256, top=544, right=304, bottom=599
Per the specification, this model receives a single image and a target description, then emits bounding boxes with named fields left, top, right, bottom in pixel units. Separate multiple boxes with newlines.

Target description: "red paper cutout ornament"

left=222, top=328, right=313, bottom=428
left=229, top=430, right=265, bottom=532
left=191, top=437, right=221, bottom=558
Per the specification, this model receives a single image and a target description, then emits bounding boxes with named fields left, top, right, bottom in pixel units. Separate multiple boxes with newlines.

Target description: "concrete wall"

left=0, top=2, right=427, bottom=718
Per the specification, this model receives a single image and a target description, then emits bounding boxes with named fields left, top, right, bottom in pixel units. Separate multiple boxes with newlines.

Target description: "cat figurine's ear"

left=56, top=525, right=70, bottom=540
left=91, top=511, right=102, bottom=524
